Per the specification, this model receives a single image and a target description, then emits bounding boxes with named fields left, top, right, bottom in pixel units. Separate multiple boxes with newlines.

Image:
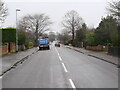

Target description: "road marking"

left=55, top=47, right=58, bottom=53
left=58, top=52, right=62, bottom=61
left=58, top=56, right=62, bottom=61
left=62, top=63, right=68, bottom=72
left=55, top=47, right=62, bottom=61
left=69, top=79, right=76, bottom=89
left=55, top=47, right=75, bottom=89
left=0, top=76, right=2, bottom=79
left=57, top=53, right=60, bottom=56
left=55, top=47, right=68, bottom=72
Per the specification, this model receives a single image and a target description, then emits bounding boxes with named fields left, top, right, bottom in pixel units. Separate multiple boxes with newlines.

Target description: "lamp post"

left=16, top=9, right=20, bottom=52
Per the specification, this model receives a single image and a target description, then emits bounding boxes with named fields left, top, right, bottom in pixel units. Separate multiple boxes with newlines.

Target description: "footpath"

left=66, top=46, right=119, bottom=67
left=0, top=47, right=38, bottom=76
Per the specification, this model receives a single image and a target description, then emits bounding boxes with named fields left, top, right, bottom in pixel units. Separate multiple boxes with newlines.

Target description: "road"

left=2, top=43, right=118, bottom=88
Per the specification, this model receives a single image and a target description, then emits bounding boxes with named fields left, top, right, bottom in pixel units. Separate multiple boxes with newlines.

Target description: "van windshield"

left=39, top=39, right=49, bottom=44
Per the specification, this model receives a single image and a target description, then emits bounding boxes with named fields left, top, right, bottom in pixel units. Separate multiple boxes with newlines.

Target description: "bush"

left=18, top=31, right=26, bottom=45
left=25, top=42, right=34, bottom=49
left=85, top=32, right=97, bottom=46
left=73, top=39, right=84, bottom=47
left=64, top=40, right=72, bottom=45
left=28, top=42, right=34, bottom=47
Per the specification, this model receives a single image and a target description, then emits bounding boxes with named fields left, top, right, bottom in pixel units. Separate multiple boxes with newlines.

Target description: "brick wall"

left=0, top=46, right=2, bottom=56
left=0, top=43, right=9, bottom=56
left=18, top=44, right=25, bottom=51
left=10, top=42, right=16, bottom=53
left=0, top=43, right=16, bottom=56
left=86, top=45, right=108, bottom=51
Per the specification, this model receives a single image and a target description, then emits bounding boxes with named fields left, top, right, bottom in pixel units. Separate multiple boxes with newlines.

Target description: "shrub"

left=18, top=31, right=26, bottom=45
left=28, top=42, right=34, bottom=47
left=85, top=32, right=97, bottom=46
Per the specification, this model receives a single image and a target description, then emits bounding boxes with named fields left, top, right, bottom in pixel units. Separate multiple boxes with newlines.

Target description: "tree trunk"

left=71, top=25, right=75, bottom=45
left=35, top=21, right=39, bottom=46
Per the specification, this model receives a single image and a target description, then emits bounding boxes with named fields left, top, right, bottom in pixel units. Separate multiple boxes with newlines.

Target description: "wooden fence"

left=108, top=47, right=120, bottom=57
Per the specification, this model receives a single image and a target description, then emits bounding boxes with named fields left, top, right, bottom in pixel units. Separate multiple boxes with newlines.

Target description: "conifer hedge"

left=1, top=28, right=16, bottom=43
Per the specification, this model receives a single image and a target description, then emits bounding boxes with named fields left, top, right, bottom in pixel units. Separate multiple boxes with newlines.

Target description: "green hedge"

left=18, top=31, right=26, bottom=45
left=28, top=42, right=34, bottom=47
left=1, top=28, right=16, bottom=43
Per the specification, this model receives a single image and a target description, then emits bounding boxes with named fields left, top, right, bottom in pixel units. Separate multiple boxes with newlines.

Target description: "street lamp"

left=16, top=9, right=20, bottom=52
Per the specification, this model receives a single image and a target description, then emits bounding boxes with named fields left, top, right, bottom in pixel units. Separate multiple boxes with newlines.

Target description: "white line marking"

left=0, top=76, right=2, bottom=79
left=62, top=63, right=68, bottom=72
left=58, top=53, right=62, bottom=61
left=55, top=47, right=62, bottom=61
left=55, top=47, right=58, bottom=53
left=58, top=53, right=60, bottom=56
left=58, top=56, right=62, bottom=61
left=55, top=47, right=68, bottom=72
left=69, top=79, right=76, bottom=89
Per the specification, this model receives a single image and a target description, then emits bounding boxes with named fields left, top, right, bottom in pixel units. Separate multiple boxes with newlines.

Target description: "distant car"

left=55, top=42, right=60, bottom=47
left=39, top=39, right=50, bottom=50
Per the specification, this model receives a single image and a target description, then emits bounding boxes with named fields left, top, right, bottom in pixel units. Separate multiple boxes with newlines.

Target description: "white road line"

left=69, top=79, right=76, bottom=89
left=58, top=52, right=62, bottom=61
left=55, top=47, right=68, bottom=72
left=55, top=47, right=62, bottom=61
left=55, top=47, right=75, bottom=89
left=62, top=63, right=68, bottom=72
left=58, top=56, right=62, bottom=61
left=0, top=76, right=2, bottom=79
left=55, top=47, right=58, bottom=53
left=57, top=52, right=60, bottom=56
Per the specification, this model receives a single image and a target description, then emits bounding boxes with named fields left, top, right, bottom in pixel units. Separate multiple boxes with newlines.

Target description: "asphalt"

left=66, top=46, right=118, bottom=66
left=1, top=47, right=38, bottom=76
left=2, top=43, right=118, bottom=88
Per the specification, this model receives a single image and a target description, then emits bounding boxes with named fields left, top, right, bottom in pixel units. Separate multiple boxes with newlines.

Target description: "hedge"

left=1, top=28, right=16, bottom=43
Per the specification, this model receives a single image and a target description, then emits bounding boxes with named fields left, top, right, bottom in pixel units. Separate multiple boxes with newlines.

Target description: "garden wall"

left=86, top=45, right=108, bottom=51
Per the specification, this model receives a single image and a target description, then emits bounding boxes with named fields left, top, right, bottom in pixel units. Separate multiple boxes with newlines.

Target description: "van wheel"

left=39, top=47, right=41, bottom=50
left=48, top=46, right=50, bottom=50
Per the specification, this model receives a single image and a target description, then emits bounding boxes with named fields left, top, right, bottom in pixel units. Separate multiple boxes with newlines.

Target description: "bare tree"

left=0, top=0, right=8, bottom=23
left=107, top=1, right=120, bottom=17
left=18, top=24, right=35, bottom=45
left=107, top=1, right=120, bottom=46
left=62, top=10, right=84, bottom=43
left=59, top=29, right=71, bottom=44
left=18, top=14, right=52, bottom=45
left=48, top=31, right=56, bottom=42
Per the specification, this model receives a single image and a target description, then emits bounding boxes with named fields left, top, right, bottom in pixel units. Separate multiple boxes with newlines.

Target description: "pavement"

left=2, top=43, right=118, bottom=88
left=66, top=46, right=119, bottom=66
left=0, top=47, right=38, bottom=76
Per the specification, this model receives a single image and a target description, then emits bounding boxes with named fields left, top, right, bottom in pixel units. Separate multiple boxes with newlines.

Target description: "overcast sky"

left=2, top=0, right=112, bottom=32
